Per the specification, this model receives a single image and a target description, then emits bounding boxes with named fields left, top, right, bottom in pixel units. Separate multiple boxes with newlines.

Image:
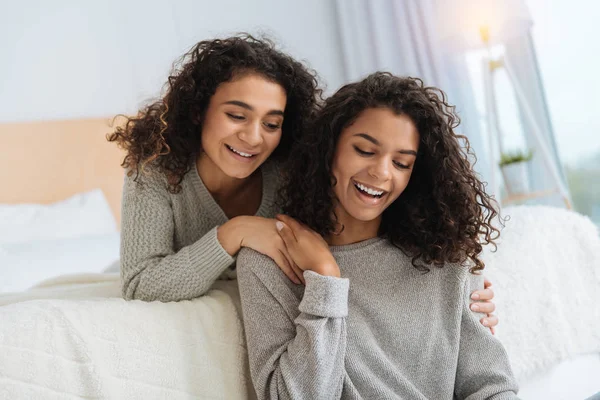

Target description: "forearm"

left=121, top=227, right=234, bottom=302
left=259, top=311, right=347, bottom=400
left=238, top=255, right=349, bottom=400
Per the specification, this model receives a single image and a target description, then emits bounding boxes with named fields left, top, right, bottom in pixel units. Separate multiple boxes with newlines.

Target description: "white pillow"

left=0, top=189, right=117, bottom=244
left=0, top=232, right=120, bottom=293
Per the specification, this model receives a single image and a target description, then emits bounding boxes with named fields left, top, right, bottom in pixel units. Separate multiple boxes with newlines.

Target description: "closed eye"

left=263, top=122, right=281, bottom=131
left=226, top=113, right=245, bottom=121
left=353, top=145, right=374, bottom=156
left=393, top=161, right=410, bottom=170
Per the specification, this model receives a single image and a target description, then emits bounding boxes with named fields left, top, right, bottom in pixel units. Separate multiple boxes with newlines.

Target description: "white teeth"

left=227, top=145, right=253, bottom=157
left=355, top=182, right=384, bottom=196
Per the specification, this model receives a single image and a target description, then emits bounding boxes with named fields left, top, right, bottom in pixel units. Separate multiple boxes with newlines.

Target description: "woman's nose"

left=238, top=122, right=263, bottom=147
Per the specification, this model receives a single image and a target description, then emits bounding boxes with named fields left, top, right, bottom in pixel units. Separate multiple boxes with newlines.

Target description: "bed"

left=0, top=118, right=598, bottom=399
left=0, top=118, right=125, bottom=294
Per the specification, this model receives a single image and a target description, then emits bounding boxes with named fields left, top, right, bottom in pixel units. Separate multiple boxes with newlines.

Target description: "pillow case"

left=0, top=189, right=117, bottom=244
left=0, top=232, right=120, bottom=293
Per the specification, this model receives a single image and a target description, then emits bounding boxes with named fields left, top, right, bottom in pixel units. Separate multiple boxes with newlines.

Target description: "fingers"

left=273, top=249, right=301, bottom=285
left=275, top=221, right=305, bottom=284
left=471, top=287, right=494, bottom=301
left=481, top=314, right=499, bottom=330
left=281, top=247, right=305, bottom=285
left=291, top=261, right=305, bottom=285
left=484, top=277, right=493, bottom=289
left=276, top=214, right=304, bottom=234
left=471, top=281, right=498, bottom=333
left=276, top=220, right=296, bottom=247
left=470, top=301, right=496, bottom=314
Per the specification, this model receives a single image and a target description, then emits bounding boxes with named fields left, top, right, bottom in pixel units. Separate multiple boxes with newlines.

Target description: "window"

left=465, top=1, right=600, bottom=224
left=526, top=0, right=600, bottom=224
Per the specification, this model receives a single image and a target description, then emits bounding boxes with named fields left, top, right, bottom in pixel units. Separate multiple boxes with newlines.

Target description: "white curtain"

left=503, top=33, right=569, bottom=206
left=334, top=0, right=492, bottom=186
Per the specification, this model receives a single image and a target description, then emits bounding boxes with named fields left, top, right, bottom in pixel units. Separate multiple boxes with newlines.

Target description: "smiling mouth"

left=226, top=144, right=257, bottom=158
left=352, top=180, right=388, bottom=198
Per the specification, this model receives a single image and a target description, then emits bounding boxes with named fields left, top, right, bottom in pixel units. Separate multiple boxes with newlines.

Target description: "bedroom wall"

left=0, top=0, right=345, bottom=123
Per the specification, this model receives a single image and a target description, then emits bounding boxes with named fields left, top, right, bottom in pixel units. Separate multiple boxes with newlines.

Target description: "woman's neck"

left=196, top=154, right=258, bottom=202
left=326, top=206, right=381, bottom=246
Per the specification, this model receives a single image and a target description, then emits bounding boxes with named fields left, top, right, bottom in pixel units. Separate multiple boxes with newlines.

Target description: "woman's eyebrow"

left=353, top=133, right=379, bottom=145
left=222, top=100, right=284, bottom=116
left=398, top=149, right=417, bottom=156
left=353, top=133, right=417, bottom=156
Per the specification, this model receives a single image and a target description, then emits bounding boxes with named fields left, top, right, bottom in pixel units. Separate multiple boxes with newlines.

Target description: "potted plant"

left=499, top=149, right=533, bottom=194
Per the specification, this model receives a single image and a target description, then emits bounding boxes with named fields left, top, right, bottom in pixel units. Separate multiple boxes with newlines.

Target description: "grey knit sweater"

left=119, top=162, right=280, bottom=302
left=237, top=237, right=519, bottom=400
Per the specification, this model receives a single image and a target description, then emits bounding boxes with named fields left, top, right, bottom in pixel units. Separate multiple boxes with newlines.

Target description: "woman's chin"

left=343, top=205, right=384, bottom=224
left=218, top=160, right=260, bottom=179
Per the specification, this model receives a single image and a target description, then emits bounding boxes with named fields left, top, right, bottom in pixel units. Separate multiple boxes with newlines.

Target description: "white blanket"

left=0, top=278, right=256, bottom=400
left=483, top=205, right=600, bottom=382
left=0, top=272, right=122, bottom=306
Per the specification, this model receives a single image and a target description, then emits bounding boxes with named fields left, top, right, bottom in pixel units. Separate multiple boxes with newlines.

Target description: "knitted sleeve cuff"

left=187, top=226, right=236, bottom=279
left=299, top=270, right=349, bottom=318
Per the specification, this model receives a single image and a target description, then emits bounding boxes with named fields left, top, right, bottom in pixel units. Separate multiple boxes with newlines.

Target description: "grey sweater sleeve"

left=454, top=272, right=520, bottom=400
left=237, top=249, right=349, bottom=400
left=120, top=172, right=234, bottom=302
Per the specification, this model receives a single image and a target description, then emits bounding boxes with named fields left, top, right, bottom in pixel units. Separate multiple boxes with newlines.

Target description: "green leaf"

left=499, top=149, right=534, bottom=167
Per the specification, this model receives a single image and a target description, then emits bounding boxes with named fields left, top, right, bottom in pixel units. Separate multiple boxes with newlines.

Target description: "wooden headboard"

left=0, top=118, right=126, bottom=226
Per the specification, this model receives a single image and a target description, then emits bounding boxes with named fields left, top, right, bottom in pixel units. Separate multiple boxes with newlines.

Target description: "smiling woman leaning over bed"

left=109, top=35, right=320, bottom=301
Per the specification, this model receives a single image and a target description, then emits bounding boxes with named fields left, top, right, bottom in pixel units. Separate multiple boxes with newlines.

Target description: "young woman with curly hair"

left=109, top=35, right=321, bottom=302
left=237, top=73, right=518, bottom=399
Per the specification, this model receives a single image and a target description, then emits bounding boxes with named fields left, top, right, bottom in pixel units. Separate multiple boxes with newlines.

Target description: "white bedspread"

left=483, top=206, right=600, bottom=383
left=0, top=278, right=256, bottom=400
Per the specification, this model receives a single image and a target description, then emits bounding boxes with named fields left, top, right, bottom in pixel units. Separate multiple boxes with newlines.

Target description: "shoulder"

left=380, top=240, right=483, bottom=301
left=123, top=162, right=198, bottom=197
left=238, top=248, right=280, bottom=281
left=391, top=243, right=475, bottom=291
left=121, top=164, right=178, bottom=212
left=376, top=240, right=463, bottom=281
left=262, top=160, right=284, bottom=187
left=445, top=261, right=484, bottom=290
left=123, top=163, right=169, bottom=192
left=413, top=261, right=482, bottom=310
left=433, top=262, right=484, bottom=297
left=237, top=248, right=300, bottom=294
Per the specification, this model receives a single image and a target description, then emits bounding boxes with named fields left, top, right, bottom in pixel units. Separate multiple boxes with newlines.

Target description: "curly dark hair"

left=280, top=72, right=500, bottom=273
left=108, top=34, right=321, bottom=193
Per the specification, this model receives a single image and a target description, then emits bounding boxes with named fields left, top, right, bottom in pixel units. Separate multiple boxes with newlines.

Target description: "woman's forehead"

left=212, top=74, right=287, bottom=111
left=341, top=108, right=419, bottom=149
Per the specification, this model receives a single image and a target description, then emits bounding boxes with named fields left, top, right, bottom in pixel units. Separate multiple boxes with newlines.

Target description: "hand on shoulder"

left=218, top=216, right=305, bottom=284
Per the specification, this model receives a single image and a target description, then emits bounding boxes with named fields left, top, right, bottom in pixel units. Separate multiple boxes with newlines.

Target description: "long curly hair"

left=280, top=72, right=500, bottom=273
left=108, top=34, right=321, bottom=193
